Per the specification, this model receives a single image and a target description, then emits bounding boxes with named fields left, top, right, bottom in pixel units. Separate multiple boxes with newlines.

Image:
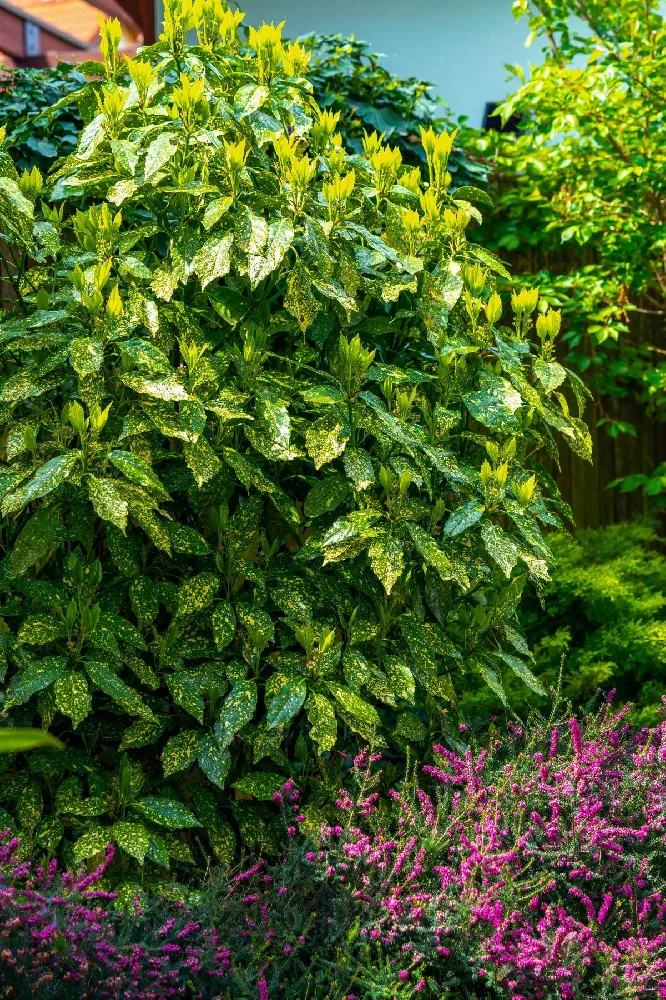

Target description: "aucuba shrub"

left=0, top=1, right=590, bottom=880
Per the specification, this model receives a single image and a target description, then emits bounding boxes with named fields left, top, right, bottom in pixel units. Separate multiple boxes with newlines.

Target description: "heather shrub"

left=3, top=704, right=666, bottom=998
left=0, top=1, right=589, bottom=879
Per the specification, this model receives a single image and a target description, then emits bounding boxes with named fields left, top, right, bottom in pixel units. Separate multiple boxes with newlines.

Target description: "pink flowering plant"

left=308, top=699, right=666, bottom=998
left=3, top=701, right=666, bottom=998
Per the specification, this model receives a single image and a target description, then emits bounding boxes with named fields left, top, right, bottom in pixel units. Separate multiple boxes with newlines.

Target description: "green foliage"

left=459, top=520, right=666, bottom=724
left=0, top=2, right=587, bottom=875
left=0, top=65, right=85, bottom=174
left=301, top=33, right=484, bottom=185
left=471, top=0, right=666, bottom=499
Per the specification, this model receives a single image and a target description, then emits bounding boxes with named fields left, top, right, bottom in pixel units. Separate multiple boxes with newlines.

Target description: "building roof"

left=3, top=0, right=141, bottom=47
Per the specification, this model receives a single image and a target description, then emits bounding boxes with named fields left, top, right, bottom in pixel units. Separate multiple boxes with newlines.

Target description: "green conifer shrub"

left=0, top=1, right=589, bottom=880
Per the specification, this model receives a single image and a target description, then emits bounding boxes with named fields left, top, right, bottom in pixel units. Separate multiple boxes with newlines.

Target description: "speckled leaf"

left=113, top=820, right=150, bottom=864
left=193, top=232, right=233, bottom=289
left=146, top=834, right=170, bottom=868
left=267, top=678, right=306, bottom=730
left=304, top=475, right=350, bottom=518
left=215, top=681, right=257, bottom=748
left=321, top=510, right=382, bottom=564
left=183, top=437, right=222, bottom=487
left=109, top=450, right=170, bottom=500
left=130, top=575, right=159, bottom=626
left=444, top=501, right=485, bottom=538
left=406, top=522, right=469, bottom=590
left=472, top=656, right=508, bottom=706
left=463, top=374, right=521, bottom=430
left=73, top=826, right=112, bottom=862
left=5, top=657, right=67, bottom=707
left=481, top=522, right=519, bottom=578
left=343, top=448, right=375, bottom=491
left=70, top=337, right=103, bottom=376
left=176, top=573, right=219, bottom=616
left=305, top=406, right=350, bottom=470
left=54, top=671, right=92, bottom=727
left=120, top=717, right=168, bottom=750
left=306, top=693, right=337, bottom=753
left=35, top=815, right=64, bottom=852
left=161, top=730, right=200, bottom=777
left=212, top=603, right=236, bottom=650
left=87, top=476, right=129, bottom=532
left=492, top=651, right=547, bottom=697
left=17, top=615, right=67, bottom=645
left=237, top=607, right=273, bottom=650
left=106, top=523, right=140, bottom=577
left=134, top=797, right=201, bottom=829
left=222, top=449, right=300, bottom=530
left=10, top=507, right=59, bottom=577
left=368, top=533, right=404, bottom=595
left=2, top=453, right=79, bottom=516
left=342, top=648, right=367, bottom=692
left=534, top=358, right=566, bottom=392
left=198, top=734, right=231, bottom=789
left=326, top=681, right=380, bottom=728
left=232, top=771, right=286, bottom=800
left=85, top=661, right=152, bottom=718
left=384, top=655, right=415, bottom=704
left=166, top=672, right=204, bottom=724
left=248, top=218, right=294, bottom=288
left=207, top=819, right=236, bottom=865
left=167, top=523, right=210, bottom=554
left=394, top=711, right=427, bottom=741
left=120, top=373, right=189, bottom=401
left=17, top=782, right=42, bottom=831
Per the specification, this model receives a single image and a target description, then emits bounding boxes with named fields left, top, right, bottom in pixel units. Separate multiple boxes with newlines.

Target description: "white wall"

left=154, top=0, right=542, bottom=126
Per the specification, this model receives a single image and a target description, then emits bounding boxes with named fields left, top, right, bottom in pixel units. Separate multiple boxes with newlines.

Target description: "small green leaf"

left=113, top=820, right=150, bottom=864
left=2, top=453, right=79, bottom=516
left=161, top=730, right=200, bottom=777
left=73, top=826, right=112, bottom=862
left=176, top=573, right=219, bottom=616
left=267, top=678, right=307, bottom=730
left=198, top=734, right=231, bottom=789
left=232, top=771, right=286, bottom=801
left=215, top=681, right=257, bottom=748
left=109, top=450, right=170, bottom=500
left=212, top=603, right=236, bottom=650
left=134, top=797, right=201, bottom=829
left=54, top=671, right=92, bottom=728
left=326, top=682, right=380, bottom=728
left=10, top=507, right=59, bottom=577
left=306, top=693, right=337, bottom=753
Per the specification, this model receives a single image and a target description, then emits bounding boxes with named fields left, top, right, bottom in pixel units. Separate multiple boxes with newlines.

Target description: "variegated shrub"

left=0, top=1, right=591, bottom=878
